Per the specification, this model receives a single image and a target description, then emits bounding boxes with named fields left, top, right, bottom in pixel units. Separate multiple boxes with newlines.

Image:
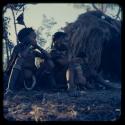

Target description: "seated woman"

left=50, top=32, right=86, bottom=92
left=4, top=27, right=54, bottom=96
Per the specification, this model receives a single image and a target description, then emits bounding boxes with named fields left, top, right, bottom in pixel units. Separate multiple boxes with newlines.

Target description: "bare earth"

left=3, top=82, right=121, bottom=121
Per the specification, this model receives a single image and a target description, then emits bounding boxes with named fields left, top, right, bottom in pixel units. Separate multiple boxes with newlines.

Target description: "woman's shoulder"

left=13, top=43, right=22, bottom=52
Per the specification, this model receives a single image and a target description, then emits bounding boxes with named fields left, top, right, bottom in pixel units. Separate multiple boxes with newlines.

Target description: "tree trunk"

left=7, top=40, right=12, bottom=56
left=11, top=7, right=19, bottom=44
left=5, top=39, right=9, bottom=66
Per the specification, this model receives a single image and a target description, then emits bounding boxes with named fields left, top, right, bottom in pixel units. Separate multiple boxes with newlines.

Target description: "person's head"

left=52, top=32, right=69, bottom=49
left=18, top=27, right=37, bottom=46
left=52, top=32, right=68, bottom=42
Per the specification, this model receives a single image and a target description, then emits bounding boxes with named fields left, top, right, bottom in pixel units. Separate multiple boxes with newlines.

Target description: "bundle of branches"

left=64, top=10, right=121, bottom=81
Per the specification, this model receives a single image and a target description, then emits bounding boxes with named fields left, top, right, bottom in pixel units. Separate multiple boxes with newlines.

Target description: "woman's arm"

left=5, top=45, right=19, bottom=74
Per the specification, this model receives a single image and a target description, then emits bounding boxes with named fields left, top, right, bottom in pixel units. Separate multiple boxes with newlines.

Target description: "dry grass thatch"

left=64, top=11, right=121, bottom=73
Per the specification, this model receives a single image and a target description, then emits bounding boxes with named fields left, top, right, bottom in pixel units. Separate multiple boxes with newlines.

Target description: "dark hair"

left=52, top=32, right=67, bottom=42
left=18, top=27, right=34, bottom=43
